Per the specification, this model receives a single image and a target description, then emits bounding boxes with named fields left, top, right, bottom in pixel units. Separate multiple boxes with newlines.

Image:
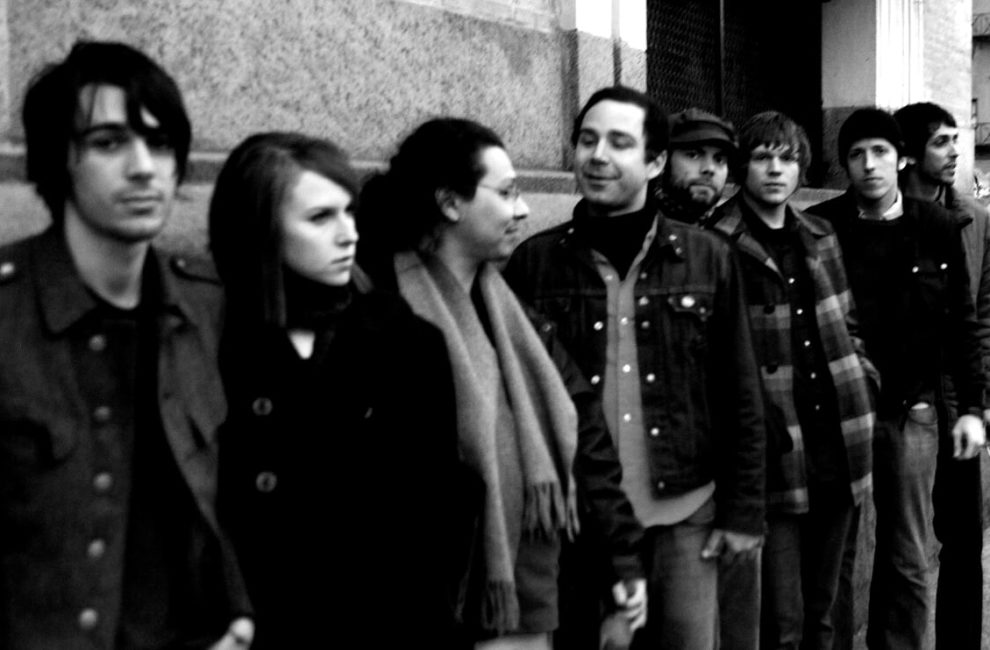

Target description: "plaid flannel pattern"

left=712, top=199, right=877, bottom=513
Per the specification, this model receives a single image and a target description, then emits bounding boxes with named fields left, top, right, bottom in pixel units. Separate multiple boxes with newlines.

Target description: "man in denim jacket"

left=806, top=108, right=985, bottom=650
left=0, top=42, right=251, bottom=649
left=504, top=86, right=766, bottom=650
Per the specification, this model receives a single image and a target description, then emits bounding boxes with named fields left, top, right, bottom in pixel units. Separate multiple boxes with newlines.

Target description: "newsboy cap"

left=668, top=108, right=737, bottom=153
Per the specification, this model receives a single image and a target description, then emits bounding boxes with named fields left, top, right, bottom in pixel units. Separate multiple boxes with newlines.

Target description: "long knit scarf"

left=395, top=251, right=579, bottom=634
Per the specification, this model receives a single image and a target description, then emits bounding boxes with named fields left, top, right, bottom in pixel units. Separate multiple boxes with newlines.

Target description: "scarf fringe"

left=480, top=579, right=520, bottom=634
left=522, top=481, right=580, bottom=540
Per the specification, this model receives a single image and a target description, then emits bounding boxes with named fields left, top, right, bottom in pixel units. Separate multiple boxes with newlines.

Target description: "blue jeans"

left=632, top=498, right=718, bottom=650
left=760, top=501, right=858, bottom=650
left=719, top=550, right=761, bottom=650
left=867, top=406, right=939, bottom=650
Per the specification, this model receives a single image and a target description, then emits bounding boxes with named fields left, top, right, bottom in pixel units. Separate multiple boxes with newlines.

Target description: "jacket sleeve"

left=528, top=308, right=645, bottom=584
left=712, top=244, right=767, bottom=536
left=945, top=218, right=987, bottom=417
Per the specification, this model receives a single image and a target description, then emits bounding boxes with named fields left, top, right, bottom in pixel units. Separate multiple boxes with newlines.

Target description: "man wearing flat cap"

left=655, top=107, right=736, bottom=226
left=709, top=111, right=879, bottom=649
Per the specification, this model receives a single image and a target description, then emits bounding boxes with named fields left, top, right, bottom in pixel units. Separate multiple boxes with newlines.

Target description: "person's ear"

left=897, top=157, right=909, bottom=172
left=647, top=150, right=667, bottom=180
left=436, top=189, right=460, bottom=223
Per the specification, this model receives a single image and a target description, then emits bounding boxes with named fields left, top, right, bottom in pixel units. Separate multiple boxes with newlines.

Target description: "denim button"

left=78, top=608, right=99, bottom=630
left=93, top=472, right=113, bottom=494
left=87, top=539, right=106, bottom=559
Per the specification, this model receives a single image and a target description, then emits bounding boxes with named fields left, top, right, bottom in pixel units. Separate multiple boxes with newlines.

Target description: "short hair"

left=208, top=132, right=361, bottom=327
left=571, top=86, right=668, bottom=160
left=893, top=102, right=957, bottom=161
left=837, top=108, right=904, bottom=168
left=734, top=111, right=812, bottom=186
left=358, top=117, right=504, bottom=256
left=22, top=40, right=191, bottom=222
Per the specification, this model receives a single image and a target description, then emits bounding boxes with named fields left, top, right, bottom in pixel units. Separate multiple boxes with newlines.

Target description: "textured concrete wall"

left=5, top=0, right=568, bottom=168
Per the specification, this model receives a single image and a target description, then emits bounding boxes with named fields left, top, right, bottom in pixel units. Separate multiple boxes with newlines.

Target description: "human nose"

left=126, top=138, right=155, bottom=179
left=336, top=214, right=359, bottom=246
left=513, top=195, right=529, bottom=221
left=699, top=154, right=716, bottom=174
left=862, top=152, right=876, bottom=171
left=766, top=155, right=781, bottom=174
left=591, top=138, right=608, bottom=162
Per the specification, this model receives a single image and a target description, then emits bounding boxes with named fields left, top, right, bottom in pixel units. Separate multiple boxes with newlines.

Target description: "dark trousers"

left=932, top=446, right=983, bottom=650
left=761, top=502, right=858, bottom=650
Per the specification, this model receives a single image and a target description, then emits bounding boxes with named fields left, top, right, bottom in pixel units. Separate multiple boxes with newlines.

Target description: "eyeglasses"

left=477, top=182, right=523, bottom=203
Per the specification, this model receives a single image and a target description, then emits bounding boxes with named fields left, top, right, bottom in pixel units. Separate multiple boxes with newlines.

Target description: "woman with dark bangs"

left=208, top=132, right=465, bottom=647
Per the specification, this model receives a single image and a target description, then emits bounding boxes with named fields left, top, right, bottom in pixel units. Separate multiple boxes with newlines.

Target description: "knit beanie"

left=837, top=108, right=904, bottom=165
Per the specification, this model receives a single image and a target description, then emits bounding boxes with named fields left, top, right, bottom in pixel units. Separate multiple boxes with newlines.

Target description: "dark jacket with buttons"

left=806, top=191, right=985, bottom=420
left=0, top=227, right=248, bottom=649
left=215, top=276, right=467, bottom=647
left=504, top=200, right=767, bottom=536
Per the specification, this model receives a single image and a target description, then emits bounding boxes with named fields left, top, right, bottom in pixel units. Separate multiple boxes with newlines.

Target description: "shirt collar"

left=858, top=189, right=904, bottom=221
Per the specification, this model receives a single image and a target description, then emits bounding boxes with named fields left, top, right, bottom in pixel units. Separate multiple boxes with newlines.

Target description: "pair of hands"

left=610, top=527, right=763, bottom=632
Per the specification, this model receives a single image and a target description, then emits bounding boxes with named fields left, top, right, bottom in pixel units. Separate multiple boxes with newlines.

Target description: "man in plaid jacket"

left=708, top=111, right=878, bottom=649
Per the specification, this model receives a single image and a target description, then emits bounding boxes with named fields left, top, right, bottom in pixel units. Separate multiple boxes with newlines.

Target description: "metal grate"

left=647, top=0, right=824, bottom=184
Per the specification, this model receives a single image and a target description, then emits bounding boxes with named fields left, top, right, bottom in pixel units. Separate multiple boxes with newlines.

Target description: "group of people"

left=0, top=37, right=985, bottom=650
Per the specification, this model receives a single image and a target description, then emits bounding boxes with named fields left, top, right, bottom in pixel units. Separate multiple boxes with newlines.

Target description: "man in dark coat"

left=0, top=41, right=252, bottom=649
left=805, top=108, right=985, bottom=650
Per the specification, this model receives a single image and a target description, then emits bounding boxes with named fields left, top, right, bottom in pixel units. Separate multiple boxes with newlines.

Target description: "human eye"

left=872, top=145, right=890, bottom=156
left=577, top=131, right=598, bottom=148
left=308, top=208, right=338, bottom=224
left=780, top=150, right=799, bottom=163
left=610, top=135, right=635, bottom=150
left=82, top=128, right=129, bottom=152
left=144, top=131, right=173, bottom=152
left=751, top=151, right=772, bottom=163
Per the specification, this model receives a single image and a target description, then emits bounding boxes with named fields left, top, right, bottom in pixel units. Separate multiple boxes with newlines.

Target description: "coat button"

left=93, top=472, right=113, bottom=494
left=911, top=265, right=919, bottom=273
left=680, top=295, right=696, bottom=308
left=0, top=261, right=14, bottom=279
left=590, top=375, right=601, bottom=385
left=78, top=608, right=99, bottom=630
left=638, top=296, right=650, bottom=306
left=88, top=334, right=107, bottom=352
left=640, top=320, right=651, bottom=330
left=656, top=480, right=666, bottom=490
left=93, top=406, right=111, bottom=423
left=645, top=373, right=656, bottom=383
left=87, top=539, right=106, bottom=559
left=256, top=471, right=278, bottom=493
left=252, top=397, right=273, bottom=416
left=593, top=321, right=604, bottom=331
left=622, top=364, right=632, bottom=373
left=649, top=427, right=660, bottom=437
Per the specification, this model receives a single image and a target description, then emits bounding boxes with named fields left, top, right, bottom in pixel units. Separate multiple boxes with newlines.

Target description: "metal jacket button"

left=251, top=397, right=273, bottom=416
left=256, top=471, right=278, bottom=493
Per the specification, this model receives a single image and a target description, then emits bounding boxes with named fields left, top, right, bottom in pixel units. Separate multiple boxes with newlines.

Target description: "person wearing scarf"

left=359, top=118, right=646, bottom=650
left=208, top=132, right=464, bottom=647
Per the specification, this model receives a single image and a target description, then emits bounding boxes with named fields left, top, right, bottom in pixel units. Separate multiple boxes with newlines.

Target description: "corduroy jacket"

left=504, top=200, right=766, bottom=535
left=0, top=227, right=248, bottom=649
left=709, top=196, right=878, bottom=514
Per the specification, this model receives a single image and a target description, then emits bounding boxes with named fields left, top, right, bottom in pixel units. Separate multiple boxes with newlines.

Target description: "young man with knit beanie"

left=706, top=111, right=877, bottom=650
left=805, top=108, right=985, bottom=649
left=893, top=101, right=989, bottom=650
left=504, top=86, right=766, bottom=650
